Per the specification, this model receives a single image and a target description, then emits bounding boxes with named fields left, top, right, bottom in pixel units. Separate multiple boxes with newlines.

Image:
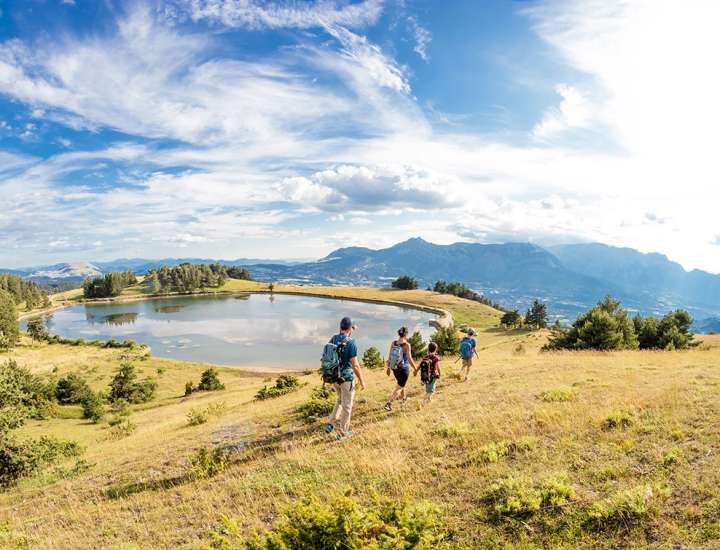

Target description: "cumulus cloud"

left=279, top=164, right=457, bottom=212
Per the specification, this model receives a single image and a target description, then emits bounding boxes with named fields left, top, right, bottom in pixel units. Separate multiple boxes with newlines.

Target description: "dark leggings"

left=393, top=367, right=410, bottom=388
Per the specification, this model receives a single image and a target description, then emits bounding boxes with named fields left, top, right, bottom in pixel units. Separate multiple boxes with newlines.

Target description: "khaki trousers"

left=328, top=380, right=355, bottom=433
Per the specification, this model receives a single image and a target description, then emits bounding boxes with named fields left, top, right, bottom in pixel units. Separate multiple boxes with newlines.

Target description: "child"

left=459, top=328, right=479, bottom=382
left=417, top=342, right=441, bottom=402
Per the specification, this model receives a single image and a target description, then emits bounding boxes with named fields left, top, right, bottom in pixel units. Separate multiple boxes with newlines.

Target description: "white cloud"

left=533, top=84, right=593, bottom=139
left=407, top=16, right=431, bottom=61
left=279, top=164, right=458, bottom=212
left=178, top=0, right=383, bottom=30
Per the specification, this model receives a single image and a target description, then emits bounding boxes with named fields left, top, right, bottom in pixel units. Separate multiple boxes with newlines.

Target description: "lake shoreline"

left=24, top=287, right=454, bottom=328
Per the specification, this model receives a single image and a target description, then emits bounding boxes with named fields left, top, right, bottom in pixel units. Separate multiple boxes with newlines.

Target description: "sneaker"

left=336, top=431, right=353, bottom=440
left=324, top=423, right=334, bottom=434
left=383, top=402, right=392, bottom=412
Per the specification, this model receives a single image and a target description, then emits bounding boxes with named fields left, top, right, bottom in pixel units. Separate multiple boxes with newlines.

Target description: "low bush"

left=470, top=437, right=534, bottom=464
left=80, top=391, right=105, bottom=423
left=583, top=485, right=662, bottom=532
left=408, top=330, right=428, bottom=359
left=185, top=381, right=195, bottom=396
left=0, top=359, right=56, bottom=421
left=0, top=435, right=82, bottom=487
left=362, top=347, right=384, bottom=370
left=55, top=373, right=91, bottom=405
left=212, top=492, right=448, bottom=549
left=187, top=402, right=227, bottom=426
left=602, top=410, right=635, bottom=430
left=482, top=475, right=575, bottom=521
left=539, top=388, right=576, bottom=403
left=188, top=447, right=227, bottom=479
left=296, top=386, right=335, bottom=420
left=255, top=375, right=302, bottom=400
left=107, top=419, right=136, bottom=440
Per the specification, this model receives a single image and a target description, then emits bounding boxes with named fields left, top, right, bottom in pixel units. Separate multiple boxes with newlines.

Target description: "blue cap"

left=340, top=316, right=355, bottom=330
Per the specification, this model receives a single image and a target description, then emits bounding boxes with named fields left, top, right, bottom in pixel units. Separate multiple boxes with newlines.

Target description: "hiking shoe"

left=383, top=403, right=392, bottom=412
left=324, top=423, right=334, bottom=434
left=336, top=431, right=353, bottom=440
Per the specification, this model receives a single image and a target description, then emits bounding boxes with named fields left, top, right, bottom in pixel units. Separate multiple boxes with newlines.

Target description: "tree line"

left=432, top=280, right=506, bottom=311
left=0, top=274, right=49, bottom=310
left=82, top=271, right=138, bottom=298
left=545, top=296, right=695, bottom=351
left=146, top=263, right=251, bottom=294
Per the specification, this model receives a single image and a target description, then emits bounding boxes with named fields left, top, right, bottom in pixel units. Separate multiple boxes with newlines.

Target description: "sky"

left=1, top=0, right=719, bottom=273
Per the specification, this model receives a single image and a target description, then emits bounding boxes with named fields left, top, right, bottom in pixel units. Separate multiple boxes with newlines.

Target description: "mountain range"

left=3, top=239, right=720, bottom=330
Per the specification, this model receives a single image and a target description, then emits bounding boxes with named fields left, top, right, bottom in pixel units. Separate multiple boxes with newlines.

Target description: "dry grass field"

left=3, top=287, right=720, bottom=548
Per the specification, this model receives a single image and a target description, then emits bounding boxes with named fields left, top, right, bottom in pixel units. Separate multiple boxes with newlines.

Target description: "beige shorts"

left=462, top=358, right=473, bottom=368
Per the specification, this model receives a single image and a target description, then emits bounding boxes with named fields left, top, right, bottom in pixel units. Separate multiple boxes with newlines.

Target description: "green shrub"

left=187, top=407, right=209, bottom=426
left=482, top=475, right=574, bottom=521
left=470, top=437, right=534, bottom=464
left=188, top=447, right=227, bottom=479
left=0, top=359, right=55, bottom=422
left=602, top=410, right=635, bottom=430
left=540, top=388, right=576, bottom=403
left=187, top=402, right=227, bottom=426
left=431, top=325, right=461, bottom=356
left=408, top=331, right=428, bottom=359
left=663, top=447, right=683, bottom=467
left=108, top=363, right=157, bottom=404
left=584, top=485, right=661, bottom=531
left=213, top=492, right=447, bottom=549
left=55, top=373, right=91, bottom=405
left=107, top=419, right=136, bottom=440
left=198, top=368, right=225, bottom=391
left=0, top=435, right=82, bottom=487
left=0, top=291, right=19, bottom=348
left=296, top=386, right=335, bottom=420
left=255, top=375, right=302, bottom=400
left=81, top=391, right=105, bottom=423
left=362, top=347, right=384, bottom=370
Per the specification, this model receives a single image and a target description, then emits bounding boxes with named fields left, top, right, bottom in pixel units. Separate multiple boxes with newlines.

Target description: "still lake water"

left=40, top=294, right=438, bottom=369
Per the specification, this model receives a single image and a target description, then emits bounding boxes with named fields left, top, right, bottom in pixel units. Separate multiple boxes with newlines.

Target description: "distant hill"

left=5, top=239, right=720, bottom=321
left=550, top=243, right=720, bottom=320
left=696, top=317, right=720, bottom=334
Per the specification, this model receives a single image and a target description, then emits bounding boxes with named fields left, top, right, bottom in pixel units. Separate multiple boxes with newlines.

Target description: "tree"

left=524, top=300, right=548, bottom=330
left=391, top=276, right=419, bottom=290
left=109, top=363, right=157, bottom=404
left=431, top=324, right=461, bottom=356
left=545, top=296, right=638, bottom=351
left=55, top=373, right=91, bottom=405
left=408, top=331, right=427, bottom=359
left=149, top=272, right=161, bottom=294
left=500, top=310, right=523, bottom=329
left=197, top=369, right=225, bottom=391
left=362, top=347, right=384, bottom=369
left=26, top=317, right=48, bottom=343
left=81, top=391, right=105, bottom=423
left=634, top=310, right=695, bottom=350
left=0, top=291, right=18, bottom=349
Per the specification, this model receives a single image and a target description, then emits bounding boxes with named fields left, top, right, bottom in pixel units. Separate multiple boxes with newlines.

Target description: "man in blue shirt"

left=325, top=316, right=366, bottom=439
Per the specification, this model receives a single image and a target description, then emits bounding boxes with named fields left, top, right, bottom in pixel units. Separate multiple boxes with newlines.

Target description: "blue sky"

left=1, top=0, right=719, bottom=272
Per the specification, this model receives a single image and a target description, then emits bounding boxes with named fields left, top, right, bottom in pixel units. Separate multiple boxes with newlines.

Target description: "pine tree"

left=0, top=290, right=19, bottom=348
left=26, top=318, right=48, bottom=343
left=408, top=331, right=427, bottom=359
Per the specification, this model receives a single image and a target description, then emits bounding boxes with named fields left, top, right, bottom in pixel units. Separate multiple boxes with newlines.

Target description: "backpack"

left=388, top=341, right=405, bottom=370
left=419, top=354, right=437, bottom=384
left=459, top=337, right=474, bottom=360
left=321, top=337, right=348, bottom=384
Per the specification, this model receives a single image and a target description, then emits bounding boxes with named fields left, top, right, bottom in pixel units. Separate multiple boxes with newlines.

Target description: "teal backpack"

left=460, top=337, right=474, bottom=360
left=321, top=337, right=348, bottom=383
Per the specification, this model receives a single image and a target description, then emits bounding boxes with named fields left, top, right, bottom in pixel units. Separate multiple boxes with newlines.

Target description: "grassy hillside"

left=3, top=290, right=720, bottom=548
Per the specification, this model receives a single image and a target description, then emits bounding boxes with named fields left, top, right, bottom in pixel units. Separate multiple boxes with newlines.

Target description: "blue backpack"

left=388, top=341, right=405, bottom=370
left=321, top=336, right=348, bottom=383
left=459, top=337, right=474, bottom=360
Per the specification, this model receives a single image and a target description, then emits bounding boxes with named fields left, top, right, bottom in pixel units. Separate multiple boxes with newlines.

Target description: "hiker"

left=417, top=341, right=441, bottom=402
left=322, top=317, right=366, bottom=439
left=459, top=328, right=479, bottom=382
left=383, top=326, right=417, bottom=411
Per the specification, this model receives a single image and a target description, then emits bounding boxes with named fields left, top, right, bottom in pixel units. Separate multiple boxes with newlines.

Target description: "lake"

left=36, top=294, right=438, bottom=369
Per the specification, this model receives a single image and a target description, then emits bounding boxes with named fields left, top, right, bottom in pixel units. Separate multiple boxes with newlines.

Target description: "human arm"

left=404, top=342, right=418, bottom=372
left=473, top=340, right=480, bottom=358
left=351, top=356, right=365, bottom=390
left=386, top=342, right=393, bottom=375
